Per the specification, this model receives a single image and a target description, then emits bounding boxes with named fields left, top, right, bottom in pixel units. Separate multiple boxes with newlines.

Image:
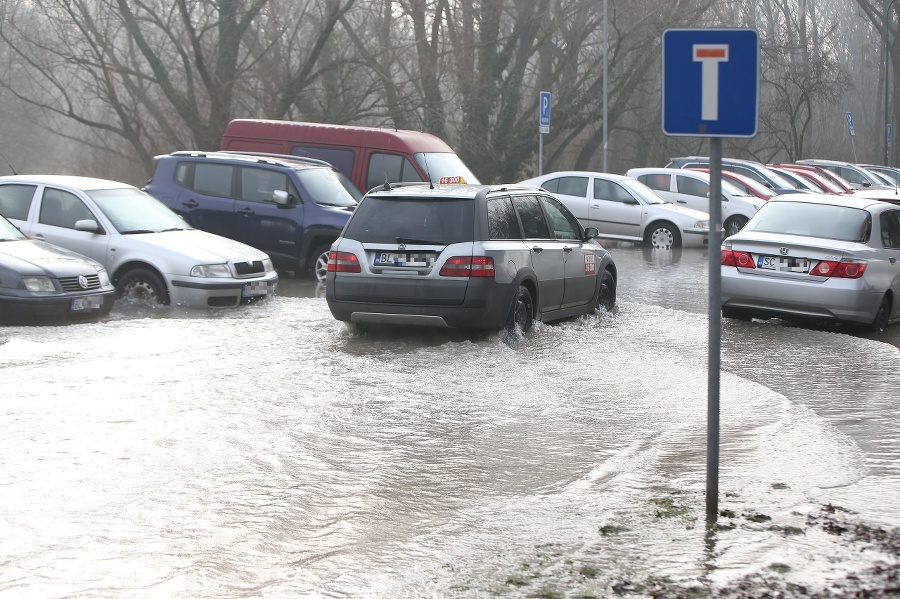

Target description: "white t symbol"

left=693, top=44, right=729, bottom=121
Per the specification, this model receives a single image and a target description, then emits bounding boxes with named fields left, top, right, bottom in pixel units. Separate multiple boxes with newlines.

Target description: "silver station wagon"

left=325, top=183, right=618, bottom=333
left=721, top=193, right=900, bottom=331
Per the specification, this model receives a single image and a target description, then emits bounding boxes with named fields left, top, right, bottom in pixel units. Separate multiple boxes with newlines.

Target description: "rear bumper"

left=721, top=268, right=881, bottom=324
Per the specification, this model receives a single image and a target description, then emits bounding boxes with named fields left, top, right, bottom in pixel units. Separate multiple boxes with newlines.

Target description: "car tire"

left=724, top=215, right=749, bottom=238
left=506, top=285, right=534, bottom=334
left=871, top=295, right=891, bottom=332
left=309, top=244, right=331, bottom=283
left=644, top=222, right=681, bottom=249
left=597, top=269, right=616, bottom=312
left=117, top=268, right=169, bottom=305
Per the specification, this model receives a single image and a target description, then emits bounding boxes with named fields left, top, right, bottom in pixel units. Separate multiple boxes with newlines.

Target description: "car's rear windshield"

left=343, top=197, right=475, bottom=245
left=744, top=201, right=870, bottom=242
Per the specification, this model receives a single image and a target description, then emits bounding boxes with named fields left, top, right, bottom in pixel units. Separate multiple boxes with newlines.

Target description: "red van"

left=220, top=119, right=479, bottom=194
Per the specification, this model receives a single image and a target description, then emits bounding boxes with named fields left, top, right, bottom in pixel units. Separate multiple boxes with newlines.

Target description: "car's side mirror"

left=273, top=190, right=295, bottom=206
left=74, top=219, right=103, bottom=233
left=583, top=226, right=599, bottom=240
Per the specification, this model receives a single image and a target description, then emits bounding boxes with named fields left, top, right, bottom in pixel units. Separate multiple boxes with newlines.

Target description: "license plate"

left=242, top=281, right=271, bottom=297
left=758, top=255, right=810, bottom=273
left=71, top=295, right=102, bottom=311
left=374, top=252, right=434, bottom=267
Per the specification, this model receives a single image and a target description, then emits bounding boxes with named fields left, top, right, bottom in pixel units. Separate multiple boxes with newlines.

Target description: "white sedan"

left=520, top=171, right=710, bottom=249
left=0, top=175, right=278, bottom=308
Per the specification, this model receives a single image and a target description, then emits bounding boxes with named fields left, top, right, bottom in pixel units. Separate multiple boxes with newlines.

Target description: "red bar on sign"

left=695, top=48, right=726, bottom=58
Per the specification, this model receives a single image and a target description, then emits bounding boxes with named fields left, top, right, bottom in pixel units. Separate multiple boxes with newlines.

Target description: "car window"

left=594, top=179, right=635, bottom=203
left=239, top=167, right=291, bottom=203
left=837, top=167, right=866, bottom=185
left=881, top=211, right=900, bottom=248
left=539, top=195, right=581, bottom=239
left=192, top=163, right=235, bottom=197
left=746, top=202, right=870, bottom=242
left=622, top=179, right=667, bottom=205
left=343, top=197, right=473, bottom=244
left=676, top=175, right=709, bottom=197
left=487, top=197, right=521, bottom=239
left=0, top=215, right=25, bottom=240
left=291, top=145, right=356, bottom=184
left=512, top=195, right=551, bottom=239
left=88, top=188, right=195, bottom=233
left=39, top=188, right=96, bottom=229
left=639, top=173, right=670, bottom=192
left=295, top=168, right=361, bottom=206
left=553, top=176, right=589, bottom=198
left=0, top=184, right=37, bottom=220
left=367, top=153, right=424, bottom=191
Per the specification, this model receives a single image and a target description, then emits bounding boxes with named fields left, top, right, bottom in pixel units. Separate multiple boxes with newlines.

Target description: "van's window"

left=367, top=153, right=424, bottom=191
left=512, top=195, right=550, bottom=239
left=413, top=152, right=480, bottom=186
left=291, top=146, right=355, bottom=183
left=0, top=184, right=37, bottom=220
left=194, top=163, right=234, bottom=197
left=343, top=197, right=474, bottom=244
left=487, top=197, right=521, bottom=239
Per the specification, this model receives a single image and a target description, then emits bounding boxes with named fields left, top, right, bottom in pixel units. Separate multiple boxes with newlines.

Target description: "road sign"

left=847, top=112, right=856, bottom=136
left=662, top=28, right=759, bottom=137
left=540, top=91, right=551, bottom=128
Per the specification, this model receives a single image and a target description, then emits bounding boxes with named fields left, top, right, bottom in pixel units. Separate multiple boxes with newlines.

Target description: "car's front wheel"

left=117, top=268, right=169, bottom=305
left=597, top=269, right=616, bottom=312
left=308, top=244, right=332, bottom=283
left=505, top=285, right=534, bottom=334
left=644, top=222, right=681, bottom=249
left=724, top=215, right=749, bottom=238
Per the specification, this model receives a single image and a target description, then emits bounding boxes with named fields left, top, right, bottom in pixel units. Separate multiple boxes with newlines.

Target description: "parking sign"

left=540, top=91, right=551, bottom=128
left=662, top=29, right=759, bottom=137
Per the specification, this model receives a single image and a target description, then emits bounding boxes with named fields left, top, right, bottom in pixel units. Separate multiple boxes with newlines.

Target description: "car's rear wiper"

left=396, top=237, right=442, bottom=245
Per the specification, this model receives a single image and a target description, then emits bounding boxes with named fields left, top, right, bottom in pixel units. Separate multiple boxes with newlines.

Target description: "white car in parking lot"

left=626, top=167, right=764, bottom=237
left=0, top=175, right=279, bottom=308
left=520, top=171, right=709, bottom=249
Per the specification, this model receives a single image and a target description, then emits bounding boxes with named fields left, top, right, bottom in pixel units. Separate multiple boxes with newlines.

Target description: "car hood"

left=650, top=202, right=710, bottom=221
left=0, top=239, right=103, bottom=275
left=124, top=229, right=270, bottom=262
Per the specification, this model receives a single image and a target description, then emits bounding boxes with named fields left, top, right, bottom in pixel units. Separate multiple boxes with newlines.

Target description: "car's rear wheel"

left=597, top=269, right=616, bottom=312
left=871, top=295, right=891, bottom=332
left=506, top=285, right=534, bottom=334
left=117, top=268, right=169, bottom=305
left=645, top=222, right=681, bottom=249
left=724, top=215, right=749, bottom=238
left=309, top=244, right=331, bottom=283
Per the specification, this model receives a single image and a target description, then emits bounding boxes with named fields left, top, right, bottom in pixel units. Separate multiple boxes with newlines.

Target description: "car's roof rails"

left=167, top=150, right=332, bottom=168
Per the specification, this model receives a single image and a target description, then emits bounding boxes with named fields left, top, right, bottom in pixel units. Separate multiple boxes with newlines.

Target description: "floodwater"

left=1, top=244, right=899, bottom=598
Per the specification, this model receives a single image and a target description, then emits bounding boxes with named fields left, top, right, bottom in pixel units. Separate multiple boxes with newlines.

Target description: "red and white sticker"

left=438, top=176, right=467, bottom=185
left=584, top=254, right=596, bottom=275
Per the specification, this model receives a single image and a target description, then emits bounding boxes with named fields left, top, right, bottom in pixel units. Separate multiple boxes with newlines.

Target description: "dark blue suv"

left=144, top=151, right=360, bottom=281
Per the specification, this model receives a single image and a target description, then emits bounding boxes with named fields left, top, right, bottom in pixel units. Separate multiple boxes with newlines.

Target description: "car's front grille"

left=234, top=260, right=266, bottom=276
left=59, top=274, right=101, bottom=292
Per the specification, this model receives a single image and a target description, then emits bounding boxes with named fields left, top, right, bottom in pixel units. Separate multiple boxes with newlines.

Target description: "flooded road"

left=1, top=244, right=899, bottom=598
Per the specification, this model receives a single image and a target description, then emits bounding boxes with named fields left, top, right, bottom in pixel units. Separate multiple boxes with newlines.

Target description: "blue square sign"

left=662, top=28, right=759, bottom=138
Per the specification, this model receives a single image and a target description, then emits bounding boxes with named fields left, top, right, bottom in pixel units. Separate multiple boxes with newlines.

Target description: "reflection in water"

left=0, top=246, right=898, bottom=597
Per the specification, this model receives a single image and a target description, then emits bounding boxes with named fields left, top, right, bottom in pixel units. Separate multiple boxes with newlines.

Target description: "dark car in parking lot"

left=144, top=151, right=361, bottom=281
left=0, top=214, right=115, bottom=324
left=325, top=182, right=617, bottom=334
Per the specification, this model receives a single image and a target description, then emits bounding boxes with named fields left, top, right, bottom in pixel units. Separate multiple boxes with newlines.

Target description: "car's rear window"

left=745, top=202, right=870, bottom=242
left=343, top=197, right=474, bottom=244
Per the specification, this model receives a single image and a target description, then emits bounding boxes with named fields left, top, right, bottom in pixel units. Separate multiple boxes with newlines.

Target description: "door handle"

left=237, top=208, right=256, bottom=216
left=563, top=246, right=573, bottom=253
left=677, top=200, right=686, bottom=204
left=532, top=246, right=543, bottom=253
left=891, top=257, right=897, bottom=264
left=182, top=199, right=198, bottom=208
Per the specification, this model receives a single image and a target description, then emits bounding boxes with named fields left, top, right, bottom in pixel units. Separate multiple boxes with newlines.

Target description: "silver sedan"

left=721, top=194, right=900, bottom=331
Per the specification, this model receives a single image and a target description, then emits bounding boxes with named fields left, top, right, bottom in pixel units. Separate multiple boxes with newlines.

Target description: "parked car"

left=850, top=188, right=900, bottom=205
left=688, top=167, right=777, bottom=200
left=625, top=167, right=764, bottom=237
left=144, top=151, right=360, bottom=282
left=665, top=156, right=800, bottom=193
left=794, top=159, right=890, bottom=190
left=767, top=164, right=847, bottom=195
left=0, top=214, right=115, bottom=324
left=519, top=171, right=709, bottom=249
left=0, top=175, right=278, bottom=308
left=326, top=182, right=617, bottom=333
left=721, top=193, right=900, bottom=331
left=860, top=164, right=900, bottom=185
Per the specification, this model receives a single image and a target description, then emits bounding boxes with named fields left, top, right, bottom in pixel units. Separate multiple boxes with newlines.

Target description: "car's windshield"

left=622, top=179, right=667, bottom=205
left=343, top=197, right=475, bottom=245
left=295, top=168, right=361, bottom=206
left=414, top=153, right=480, bottom=185
left=745, top=201, right=870, bottom=242
left=87, top=188, right=193, bottom=233
left=0, top=216, right=25, bottom=241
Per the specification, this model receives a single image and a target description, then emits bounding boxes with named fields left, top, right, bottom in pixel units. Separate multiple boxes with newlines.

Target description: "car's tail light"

left=809, top=259, right=867, bottom=279
left=721, top=249, right=756, bottom=268
left=439, top=256, right=495, bottom=277
left=327, top=251, right=360, bottom=273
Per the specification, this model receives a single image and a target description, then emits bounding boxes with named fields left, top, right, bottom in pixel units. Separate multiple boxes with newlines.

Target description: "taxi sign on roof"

left=438, top=176, right=467, bottom=185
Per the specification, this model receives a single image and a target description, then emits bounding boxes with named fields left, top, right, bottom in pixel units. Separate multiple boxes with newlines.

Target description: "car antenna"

left=0, top=149, right=18, bottom=175
left=381, top=175, right=391, bottom=191
left=422, top=154, right=434, bottom=189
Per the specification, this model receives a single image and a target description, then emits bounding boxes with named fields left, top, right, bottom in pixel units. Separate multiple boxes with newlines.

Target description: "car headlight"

left=98, top=269, right=111, bottom=287
left=263, top=258, right=274, bottom=273
left=695, top=220, right=710, bottom=230
left=190, top=264, right=231, bottom=278
left=23, top=276, right=56, bottom=292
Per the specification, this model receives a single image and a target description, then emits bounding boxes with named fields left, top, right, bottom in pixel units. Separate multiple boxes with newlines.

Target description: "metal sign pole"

left=538, top=132, right=543, bottom=176
left=706, top=138, right=723, bottom=523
